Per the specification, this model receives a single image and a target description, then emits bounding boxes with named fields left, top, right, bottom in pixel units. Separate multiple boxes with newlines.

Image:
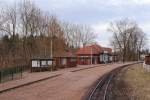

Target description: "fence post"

left=1, top=70, right=3, bottom=83
left=12, top=69, right=14, bottom=80
left=0, top=71, right=1, bottom=83
left=21, top=66, right=23, bottom=78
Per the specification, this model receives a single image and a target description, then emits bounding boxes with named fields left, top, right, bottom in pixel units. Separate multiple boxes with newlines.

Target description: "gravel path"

left=0, top=63, right=129, bottom=100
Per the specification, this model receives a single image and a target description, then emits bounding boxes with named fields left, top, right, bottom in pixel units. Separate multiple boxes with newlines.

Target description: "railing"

left=0, top=65, right=28, bottom=83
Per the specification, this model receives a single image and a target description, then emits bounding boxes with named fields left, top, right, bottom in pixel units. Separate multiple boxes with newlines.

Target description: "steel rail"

left=87, top=62, right=142, bottom=100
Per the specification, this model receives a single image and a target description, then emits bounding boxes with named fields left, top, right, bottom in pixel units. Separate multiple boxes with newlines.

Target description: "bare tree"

left=0, top=0, right=96, bottom=68
left=62, top=23, right=96, bottom=48
left=108, top=19, right=146, bottom=62
left=80, top=25, right=96, bottom=47
left=0, top=3, right=21, bottom=67
left=62, top=23, right=79, bottom=48
left=19, top=0, right=41, bottom=61
left=0, top=7, right=6, bottom=36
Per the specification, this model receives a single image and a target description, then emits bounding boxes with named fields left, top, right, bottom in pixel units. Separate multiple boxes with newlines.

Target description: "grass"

left=112, top=64, right=150, bottom=100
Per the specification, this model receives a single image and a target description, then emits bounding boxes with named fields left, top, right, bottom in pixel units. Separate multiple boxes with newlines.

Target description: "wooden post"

left=0, top=71, right=1, bottom=83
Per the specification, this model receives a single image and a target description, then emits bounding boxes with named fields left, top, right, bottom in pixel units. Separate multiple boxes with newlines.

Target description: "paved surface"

left=0, top=64, right=104, bottom=92
left=0, top=63, right=133, bottom=100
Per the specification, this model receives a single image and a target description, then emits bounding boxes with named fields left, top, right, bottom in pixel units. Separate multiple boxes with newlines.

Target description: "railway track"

left=87, top=62, right=142, bottom=100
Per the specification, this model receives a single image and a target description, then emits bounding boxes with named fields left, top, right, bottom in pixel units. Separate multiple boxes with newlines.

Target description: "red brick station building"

left=76, top=44, right=113, bottom=65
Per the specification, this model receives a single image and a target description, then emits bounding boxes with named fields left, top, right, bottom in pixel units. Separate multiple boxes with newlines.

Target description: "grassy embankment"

left=112, top=64, right=150, bottom=100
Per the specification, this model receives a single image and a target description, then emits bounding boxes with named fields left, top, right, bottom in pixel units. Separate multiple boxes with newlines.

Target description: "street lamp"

left=47, top=23, right=53, bottom=72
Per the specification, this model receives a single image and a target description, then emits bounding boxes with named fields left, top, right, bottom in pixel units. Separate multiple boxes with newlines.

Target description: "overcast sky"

left=1, top=0, right=150, bottom=48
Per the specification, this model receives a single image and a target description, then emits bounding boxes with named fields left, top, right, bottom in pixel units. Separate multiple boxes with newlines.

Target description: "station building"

left=76, top=44, right=112, bottom=65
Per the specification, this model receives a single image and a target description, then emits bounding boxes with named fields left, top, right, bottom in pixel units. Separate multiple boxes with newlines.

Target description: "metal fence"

left=0, top=65, right=28, bottom=83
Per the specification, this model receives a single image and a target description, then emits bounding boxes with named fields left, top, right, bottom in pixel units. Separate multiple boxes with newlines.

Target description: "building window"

left=41, top=60, right=47, bottom=66
left=110, top=56, right=112, bottom=61
left=80, top=58, right=84, bottom=62
left=62, top=58, right=67, bottom=65
left=71, top=58, right=76, bottom=62
left=100, top=55, right=103, bottom=62
left=32, top=60, right=38, bottom=67
left=48, top=61, right=52, bottom=65
left=104, top=51, right=108, bottom=53
left=104, top=54, right=108, bottom=62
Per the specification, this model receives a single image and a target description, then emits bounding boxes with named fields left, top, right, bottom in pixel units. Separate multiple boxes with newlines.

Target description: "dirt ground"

left=0, top=63, right=126, bottom=100
left=111, top=63, right=150, bottom=100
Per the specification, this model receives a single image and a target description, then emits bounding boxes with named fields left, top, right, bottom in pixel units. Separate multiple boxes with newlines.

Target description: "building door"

left=94, top=57, right=97, bottom=64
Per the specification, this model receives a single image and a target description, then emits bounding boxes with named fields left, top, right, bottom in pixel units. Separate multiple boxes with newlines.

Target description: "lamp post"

left=91, top=47, right=92, bottom=65
left=47, top=23, right=53, bottom=72
left=51, top=34, right=53, bottom=71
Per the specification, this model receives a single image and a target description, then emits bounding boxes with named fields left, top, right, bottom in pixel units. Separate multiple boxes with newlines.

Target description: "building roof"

left=76, top=44, right=102, bottom=55
left=31, top=56, right=53, bottom=60
left=102, top=47, right=112, bottom=54
left=76, top=44, right=112, bottom=55
left=54, top=51, right=76, bottom=58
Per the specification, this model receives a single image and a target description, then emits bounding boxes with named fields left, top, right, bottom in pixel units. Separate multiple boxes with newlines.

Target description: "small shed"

left=143, top=55, right=150, bottom=72
left=31, top=57, right=54, bottom=72
left=145, top=55, right=150, bottom=65
left=54, top=52, right=77, bottom=68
